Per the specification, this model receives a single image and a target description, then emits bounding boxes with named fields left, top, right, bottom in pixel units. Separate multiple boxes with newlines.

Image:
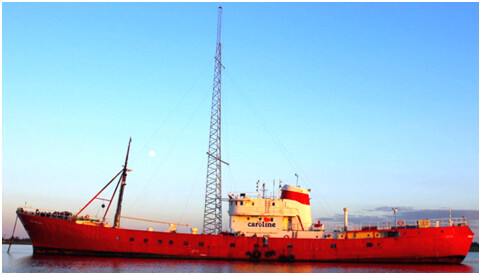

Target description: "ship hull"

left=18, top=212, right=473, bottom=263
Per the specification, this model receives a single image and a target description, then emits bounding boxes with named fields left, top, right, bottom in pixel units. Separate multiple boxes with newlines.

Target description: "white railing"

left=325, top=217, right=468, bottom=232
left=16, top=206, right=101, bottom=222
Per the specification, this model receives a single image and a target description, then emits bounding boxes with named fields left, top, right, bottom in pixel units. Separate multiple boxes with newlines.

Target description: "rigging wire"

left=222, top=84, right=236, bottom=194
left=126, top=90, right=211, bottom=214
left=131, top=65, right=210, bottom=163
left=179, top=159, right=206, bottom=224
left=224, top=71, right=337, bottom=217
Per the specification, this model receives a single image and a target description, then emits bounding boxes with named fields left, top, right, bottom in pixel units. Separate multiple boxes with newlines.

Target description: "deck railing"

left=326, top=217, right=469, bottom=232
left=16, top=206, right=100, bottom=222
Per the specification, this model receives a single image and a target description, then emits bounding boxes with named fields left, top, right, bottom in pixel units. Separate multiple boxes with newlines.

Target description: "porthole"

left=184, top=241, right=188, bottom=246
left=158, top=240, right=162, bottom=244
left=130, top=237, right=134, bottom=242
left=199, top=242, right=204, bottom=247
left=144, top=239, right=148, bottom=243
left=169, top=240, right=174, bottom=245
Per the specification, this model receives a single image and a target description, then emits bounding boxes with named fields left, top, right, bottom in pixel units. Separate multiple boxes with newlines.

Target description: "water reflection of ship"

left=21, top=254, right=475, bottom=273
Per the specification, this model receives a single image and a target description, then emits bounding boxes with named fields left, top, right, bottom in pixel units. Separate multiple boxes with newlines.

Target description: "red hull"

left=18, top=212, right=473, bottom=263
left=18, top=213, right=473, bottom=263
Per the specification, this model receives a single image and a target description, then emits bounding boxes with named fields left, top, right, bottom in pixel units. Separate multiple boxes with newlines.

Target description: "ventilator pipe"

left=343, top=208, right=349, bottom=231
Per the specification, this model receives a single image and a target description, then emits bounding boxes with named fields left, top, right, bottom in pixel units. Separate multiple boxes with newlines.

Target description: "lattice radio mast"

left=203, top=6, right=225, bottom=235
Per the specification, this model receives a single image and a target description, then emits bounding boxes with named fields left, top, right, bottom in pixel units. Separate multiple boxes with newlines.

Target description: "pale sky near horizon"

left=2, top=2, right=479, bottom=240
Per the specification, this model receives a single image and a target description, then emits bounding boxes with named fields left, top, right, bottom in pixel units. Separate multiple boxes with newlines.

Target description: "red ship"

left=15, top=177, right=475, bottom=264
left=15, top=6, right=474, bottom=263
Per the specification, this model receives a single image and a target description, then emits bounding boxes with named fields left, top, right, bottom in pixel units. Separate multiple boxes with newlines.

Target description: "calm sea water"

left=2, top=244, right=478, bottom=273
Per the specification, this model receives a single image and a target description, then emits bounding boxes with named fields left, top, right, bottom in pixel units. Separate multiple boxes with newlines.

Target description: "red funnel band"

left=280, top=190, right=310, bottom=205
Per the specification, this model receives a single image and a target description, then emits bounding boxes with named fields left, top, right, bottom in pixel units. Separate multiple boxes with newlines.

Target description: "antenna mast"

left=203, top=6, right=224, bottom=235
left=114, top=138, right=132, bottom=228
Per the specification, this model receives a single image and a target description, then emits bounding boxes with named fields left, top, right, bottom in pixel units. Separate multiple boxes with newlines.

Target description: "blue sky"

left=2, top=2, right=478, bottom=240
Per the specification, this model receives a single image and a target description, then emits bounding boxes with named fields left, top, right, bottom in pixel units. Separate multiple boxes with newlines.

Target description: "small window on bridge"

left=330, top=244, right=336, bottom=248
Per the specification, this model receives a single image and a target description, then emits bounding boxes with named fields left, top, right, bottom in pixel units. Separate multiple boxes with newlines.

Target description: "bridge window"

left=169, top=240, right=173, bottom=245
left=184, top=241, right=188, bottom=246
left=158, top=240, right=162, bottom=244
left=330, top=244, right=336, bottom=248
left=144, top=239, right=148, bottom=243
left=130, top=238, right=134, bottom=242
left=366, top=242, right=373, bottom=247
left=230, top=243, right=235, bottom=247
left=287, top=244, right=293, bottom=248
left=199, top=242, right=204, bottom=247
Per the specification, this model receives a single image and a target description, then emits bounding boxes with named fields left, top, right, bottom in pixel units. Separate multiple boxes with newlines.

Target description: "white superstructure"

left=228, top=184, right=325, bottom=238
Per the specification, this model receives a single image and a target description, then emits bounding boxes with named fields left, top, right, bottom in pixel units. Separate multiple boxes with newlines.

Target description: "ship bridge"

left=228, top=184, right=324, bottom=238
